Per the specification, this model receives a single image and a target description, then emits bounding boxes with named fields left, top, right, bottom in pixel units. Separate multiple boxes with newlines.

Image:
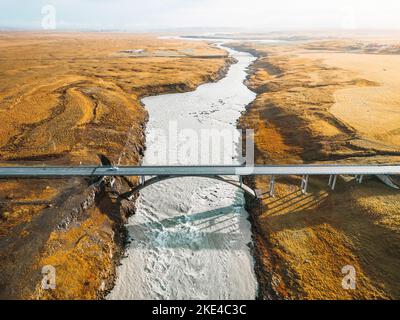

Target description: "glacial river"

left=108, top=45, right=258, bottom=299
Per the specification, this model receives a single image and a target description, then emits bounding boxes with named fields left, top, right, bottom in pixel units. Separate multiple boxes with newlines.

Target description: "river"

left=108, top=45, right=258, bottom=300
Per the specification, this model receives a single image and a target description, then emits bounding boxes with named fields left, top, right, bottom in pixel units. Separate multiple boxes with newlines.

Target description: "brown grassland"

left=232, top=38, right=400, bottom=299
left=1, top=32, right=400, bottom=300
left=0, top=32, right=230, bottom=299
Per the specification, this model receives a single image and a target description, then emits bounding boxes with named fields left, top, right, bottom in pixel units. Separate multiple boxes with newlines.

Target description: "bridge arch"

left=121, top=175, right=257, bottom=199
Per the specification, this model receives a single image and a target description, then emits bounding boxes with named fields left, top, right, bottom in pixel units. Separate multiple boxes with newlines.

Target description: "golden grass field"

left=233, top=38, right=400, bottom=299
left=0, top=32, right=229, bottom=299
left=1, top=31, right=400, bottom=300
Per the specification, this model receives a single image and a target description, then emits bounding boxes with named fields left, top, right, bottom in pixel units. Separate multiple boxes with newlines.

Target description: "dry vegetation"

left=2, top=31, right=399, bottom=300
left=0, top=32, right=230, bottom=299
left=233, top=38, right=400, bottom=299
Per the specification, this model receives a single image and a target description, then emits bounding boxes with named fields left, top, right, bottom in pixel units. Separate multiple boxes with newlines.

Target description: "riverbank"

left=233, top=39, right=400, bottom=299
left=0, top=33, right=232, bottom=299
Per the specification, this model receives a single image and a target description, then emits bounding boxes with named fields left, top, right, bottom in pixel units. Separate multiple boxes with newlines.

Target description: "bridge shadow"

left=125, top=191, right=250, bottom=251
left=257, top=179, right=400, bottom=298
left=261, top=190, right=300, bottom=204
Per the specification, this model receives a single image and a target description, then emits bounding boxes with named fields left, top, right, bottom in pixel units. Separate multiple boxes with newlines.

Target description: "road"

left=0, top=165, right=399, bottom=177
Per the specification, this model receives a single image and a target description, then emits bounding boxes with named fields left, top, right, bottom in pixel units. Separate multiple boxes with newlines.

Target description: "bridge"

left=0, top=164, right=399, bottom=198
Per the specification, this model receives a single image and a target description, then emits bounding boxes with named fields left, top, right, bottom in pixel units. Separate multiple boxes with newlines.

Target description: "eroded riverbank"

left=0, top=34, right=232, bottom=299
left=233, top=40, right=400, bottom=299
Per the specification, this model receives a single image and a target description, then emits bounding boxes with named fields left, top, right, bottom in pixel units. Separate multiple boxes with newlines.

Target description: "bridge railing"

left=0, top=164, right=399, bottom=177
left=0, top=165, right=398, bottom=198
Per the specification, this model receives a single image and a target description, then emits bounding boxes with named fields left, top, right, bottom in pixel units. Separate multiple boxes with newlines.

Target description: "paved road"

left=0, top=165, right=399, bottom=177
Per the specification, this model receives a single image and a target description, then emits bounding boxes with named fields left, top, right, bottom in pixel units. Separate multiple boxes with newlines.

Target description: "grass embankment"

left=233, top=40, right=400, bottom=299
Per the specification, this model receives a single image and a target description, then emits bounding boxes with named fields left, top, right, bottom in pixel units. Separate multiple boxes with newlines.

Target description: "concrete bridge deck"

left=0, top=164, right=399, bottom=177
left=1, top=165, right=399, bottom=198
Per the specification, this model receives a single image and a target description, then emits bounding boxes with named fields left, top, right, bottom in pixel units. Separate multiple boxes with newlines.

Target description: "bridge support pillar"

left=239, top=175, right=243, bottom=188
left=328, top=175, right=337, bottom=190
left=356, top=175, right=364, bottom=184
left=269, top=175, right=276, bottom=197
left=301, top=175, right=309, bottom=194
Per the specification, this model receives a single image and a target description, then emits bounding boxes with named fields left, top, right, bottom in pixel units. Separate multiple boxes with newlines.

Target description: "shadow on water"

left=125, top=189, right=249, bottom=251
